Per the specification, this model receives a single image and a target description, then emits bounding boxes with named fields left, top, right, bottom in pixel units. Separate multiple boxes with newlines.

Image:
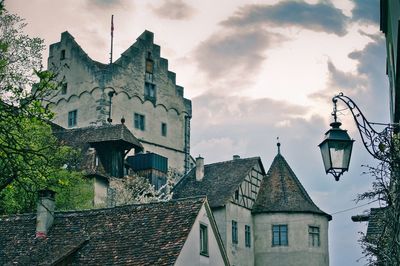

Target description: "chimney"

left=233, top=155, right=240, bottom=160
left=196, top=156, right=204, bottom=181
left=36, top=189, right=56, bottom=239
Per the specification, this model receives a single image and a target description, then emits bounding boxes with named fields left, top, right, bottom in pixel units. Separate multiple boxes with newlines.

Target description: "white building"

left=46, top=30, right=192, bottom=173
left=173, top=146, right=331, bottom=266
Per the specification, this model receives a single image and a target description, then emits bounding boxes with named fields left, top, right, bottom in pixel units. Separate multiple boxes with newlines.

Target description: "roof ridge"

left=204, top=156, right=261, bottom=167
left=0, top=197, right=206, bottom=219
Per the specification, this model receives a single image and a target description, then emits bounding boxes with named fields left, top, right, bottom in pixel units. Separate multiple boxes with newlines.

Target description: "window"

left=309, top=226, right=320, bottom=247
left=134, top=113, right=145, bottom=131
left=272, top=225, right=288, bottom=246
left=234, top=189, right=239, bottom=200
left=68, top=110, right=77, bottom=127
left=145, top=52, right=154, bottom=81
left=245, top=225, right=251, bottom=247
left=232, top=220, right=238, bottom=244
left=61, top=83, right=67, bottom=95
left=144, top=82, right=156, bottom=100
left=161, top=123, right=167, bottom=137
left=200, top=224, right=208, bottom=256
left=60, top=49, right=65, bottom=60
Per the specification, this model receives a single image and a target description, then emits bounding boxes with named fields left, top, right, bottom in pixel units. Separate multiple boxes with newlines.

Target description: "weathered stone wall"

left=254, top=213, right=329, bottom=266
left=47, top=31, right=192, bottom=172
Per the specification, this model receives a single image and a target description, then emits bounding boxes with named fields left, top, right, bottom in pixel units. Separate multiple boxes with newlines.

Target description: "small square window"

left=60, top=49, right=66, bottom=60
left=308, top=226, right=320, bottom=247
left=68, top=110, right=77, bottom=128
left=200, top=223, right=208, bottom=256
left=232, top=220, right=238, bottom=244
left=245, top=225, right=251, bottom=247
left=161, top=123, right=167, bottom=137
left=272, top=224, right=288, bottom=246
left=134, top=113, right=145, bottom=131
left=61, top=83, right=67, bottom=95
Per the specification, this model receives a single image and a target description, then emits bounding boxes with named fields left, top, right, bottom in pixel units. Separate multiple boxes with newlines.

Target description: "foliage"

left=357, top=134, right=400, bottom=265
left=0, top=2, right=89, bottom=213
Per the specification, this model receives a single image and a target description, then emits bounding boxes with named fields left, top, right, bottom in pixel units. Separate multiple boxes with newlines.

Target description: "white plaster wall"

left=175, top=205, right=226, bottom=266
left=254, top=213, right=329, bottom=266
left=222, top=202, right=254, bottom=266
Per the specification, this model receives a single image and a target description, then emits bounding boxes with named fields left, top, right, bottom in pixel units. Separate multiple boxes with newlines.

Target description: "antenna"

left=110, top=15, right=114, bottom=64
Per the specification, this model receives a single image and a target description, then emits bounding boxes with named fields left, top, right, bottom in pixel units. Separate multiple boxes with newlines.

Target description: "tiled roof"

left=252, top=154, right=331, bottom=219
left=366, top=207, right=388, bottom=243
left=0, top=197, right=205, bottom=265
left=173, top=157, right=264, bottom=208
left=54, top=124, right=143, bottom=151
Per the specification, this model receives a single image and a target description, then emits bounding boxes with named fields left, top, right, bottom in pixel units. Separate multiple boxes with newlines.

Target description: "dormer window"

left=60, top=49, right=66, bottom=60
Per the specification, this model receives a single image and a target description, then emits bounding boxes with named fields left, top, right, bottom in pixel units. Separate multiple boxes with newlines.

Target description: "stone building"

left=0, top=193, right=229, bottom=265
left=46, top=30, right=192, bottom=173
left=173, top=145, right=331, bottom=266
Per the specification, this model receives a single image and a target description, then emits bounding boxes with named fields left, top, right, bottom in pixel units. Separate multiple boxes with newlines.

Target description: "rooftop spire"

left=277, top=137, right=281, bottom=154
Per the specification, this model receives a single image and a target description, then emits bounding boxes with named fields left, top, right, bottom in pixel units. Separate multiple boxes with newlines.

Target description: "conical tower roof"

left=252, top=148, right=331, bottom=220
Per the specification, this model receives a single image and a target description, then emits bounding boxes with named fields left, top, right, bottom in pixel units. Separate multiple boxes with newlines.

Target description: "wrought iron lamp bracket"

left=332, top=92, right=396, bottom=163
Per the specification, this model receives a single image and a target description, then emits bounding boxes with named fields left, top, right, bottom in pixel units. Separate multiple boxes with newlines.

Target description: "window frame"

left=200, top=223, right=209, bottom=256
left=60, top=49, right=66, bottom=60
left=308, top=226, right=320, bottom=247
left=161, top=122, right=167, bottom=137
left=61, top=82, right=67, bottom=95
left=232, top=220, right=238, bottom=244
left=144, top=82, right=156, bottom=100
left=245, top=225, right=251, bottom=247
left=134, top=113, right=145, bottom=131
left=68, top=109, right=77, bottom=128
left=272, top=224, right=288, bottom=246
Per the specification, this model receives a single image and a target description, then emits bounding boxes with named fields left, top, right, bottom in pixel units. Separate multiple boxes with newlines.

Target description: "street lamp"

left=319, top=93, right=395, bottom=181
left=319, top=109, right=354, bottom=181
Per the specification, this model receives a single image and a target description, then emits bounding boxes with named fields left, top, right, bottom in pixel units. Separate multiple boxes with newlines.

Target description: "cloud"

left=151, top=0, right=196, bottom=20
left=310, top=34, right=389, bottom=122
left=352, top=0, right=380, bottom=25
left=193, top=29, right=284, bottom=86
left=221, top=1, right=348, bottom=36
left=191, top=93, right=314, bottom=163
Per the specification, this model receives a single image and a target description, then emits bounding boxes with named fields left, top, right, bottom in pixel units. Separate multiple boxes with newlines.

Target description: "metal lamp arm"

left=333, top=93, right=393, bottom=162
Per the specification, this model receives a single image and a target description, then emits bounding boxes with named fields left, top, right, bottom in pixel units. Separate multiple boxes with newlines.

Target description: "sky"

left=6, top=0, right=389, bottom=265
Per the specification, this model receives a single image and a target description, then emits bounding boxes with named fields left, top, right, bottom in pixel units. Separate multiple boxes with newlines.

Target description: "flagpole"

left=110, top=15, right=114, bottom=64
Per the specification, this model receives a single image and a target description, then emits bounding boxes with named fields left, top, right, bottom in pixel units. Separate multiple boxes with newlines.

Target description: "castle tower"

left=46, top=30, right=192, bottom=173
left=252, top=144, right=331, bottom=266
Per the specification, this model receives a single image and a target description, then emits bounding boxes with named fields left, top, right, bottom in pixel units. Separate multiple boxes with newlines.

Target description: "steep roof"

left=54, top=123, right=143, bottom=151
left=252, top=153, right=331, bottom=219
left=173, top=157, right=264, bottom=208
left=0, top=197, right=205, bottom=265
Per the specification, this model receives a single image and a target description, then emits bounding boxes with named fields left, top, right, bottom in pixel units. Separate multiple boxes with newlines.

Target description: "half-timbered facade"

left=173, top=156, right=266, bottom=266
left=173, top=148, right=331, bottom=266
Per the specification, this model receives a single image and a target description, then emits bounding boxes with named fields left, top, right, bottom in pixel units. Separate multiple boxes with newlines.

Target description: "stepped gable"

left=252, top=153, right=331, bottom=220
left=54, top=123, right=143, bottom=151
left=173, top=157, right=263, bottom=208
left=0, top=197, right=205, bottom=265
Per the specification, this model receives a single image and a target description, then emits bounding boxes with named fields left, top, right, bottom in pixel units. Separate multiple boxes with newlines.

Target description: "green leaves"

left=0, top=4, right=88, bottom=214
